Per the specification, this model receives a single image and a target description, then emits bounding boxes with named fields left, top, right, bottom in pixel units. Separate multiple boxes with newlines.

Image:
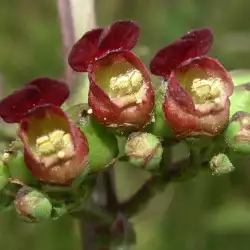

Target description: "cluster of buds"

left=0, top=20, right=246, bottom=222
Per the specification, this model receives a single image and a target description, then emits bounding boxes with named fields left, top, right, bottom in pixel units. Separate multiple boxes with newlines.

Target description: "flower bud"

left=210, top=153, right=234, bottom=175
left=125, top=132, right=163, bottom=171
left=14, top=187, right=52, bottom=222
left=225, top=111, right=250, bottom=154
left=19, top=104, right=89, bottom=185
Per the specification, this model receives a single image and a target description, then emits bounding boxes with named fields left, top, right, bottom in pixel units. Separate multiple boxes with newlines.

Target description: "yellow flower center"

left=191, top=77, right=222, bottom=104
left=36, top=130, right=74, bottom=163
left=109, top=69, right=143, bottom=98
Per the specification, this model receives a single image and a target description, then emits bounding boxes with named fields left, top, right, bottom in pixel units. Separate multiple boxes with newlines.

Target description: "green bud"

left=225, top=112, right=250, bottom=154
left=14, top=187, right=52, bottom=222
left=66, top=104, right=118, bottom=172
left=0, top=160, right=9, bottom=191
left=2, top=151, right=37, bottom=185
left=125, top=132, right=163, bottom=171
left=210, top=153, right=234, bottom=176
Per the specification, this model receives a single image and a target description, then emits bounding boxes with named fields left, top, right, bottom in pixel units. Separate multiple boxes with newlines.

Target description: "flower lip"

left=68, top=20, right=140, bottom=72
left=0, top=77, right=69, bottom=124
left=168, top=56, right=234, bottom=115
left=68, top=28, right=103, bottom=72
left=98, top=20, right=140, bottom=54
left=0, top=85, right=41, bottom=123
left=19, top=104, right=89, bottom=184
left=150, top=28, right=213, bottom=77
left=26, top=77, right=69, bottom=107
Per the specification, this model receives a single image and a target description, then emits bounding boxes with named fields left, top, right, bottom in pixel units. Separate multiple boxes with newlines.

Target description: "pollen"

left=191, top=77, right=222, bottom=104
left=87, top=108, right=93, bottom=114
left=36, top=130, right=74, bottom=161
left=136, top=98, right=142, bottom=104
left=36, top=135, right=49, bottom=145
left=57, top=151, right=65, bottom=159
left=109, top=69, right=143, bottom=98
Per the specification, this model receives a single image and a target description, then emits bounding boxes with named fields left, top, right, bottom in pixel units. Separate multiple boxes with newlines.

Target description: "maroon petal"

left=19, top=104, right=89, bottom=185
left=150, top=28, right=213, bottom=77
left=0, top=86, right=41, bottom=123
left=168, top=72, right=195, bottom=111
left=68, top=28, right=103, bottom=72
left=26, top=77, right=69, bottom=106
left=98, top=20, right=140, bottom=56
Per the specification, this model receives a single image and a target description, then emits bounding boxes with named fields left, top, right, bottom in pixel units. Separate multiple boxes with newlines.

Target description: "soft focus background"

left=1, top=0, right=250, bottom=249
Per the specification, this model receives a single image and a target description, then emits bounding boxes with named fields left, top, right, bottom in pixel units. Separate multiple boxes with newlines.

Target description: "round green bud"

left=225, top=111, right=250, bottom=154
left=125, top=132, right=163, bottom=171
left=0, top=160, right=9, bottom=191
left=14, top=187, right=52, bottom=222
left=210, top=153, right=234, bottom=176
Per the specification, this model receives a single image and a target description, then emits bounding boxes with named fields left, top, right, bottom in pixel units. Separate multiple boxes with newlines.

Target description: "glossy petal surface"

left=0, top=86, right=41, bottom=123
left=150, top=28, right=213, bottom=77
left=68, top=28, right=103, bottom=72
left=27, top=77, right=69, bottom=106
left=98, top=20, right=140, bottom=54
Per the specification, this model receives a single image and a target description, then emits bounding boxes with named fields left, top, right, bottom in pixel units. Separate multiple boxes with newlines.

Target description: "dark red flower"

left=68, top=20, right=154, bottom=129
left=150, top=29, right=233, bottom=138
left=0, top=77, right=69, bottom=123
left=164, top=57, right=233, bottom=137
left=19, top=104, right=89, bottom=185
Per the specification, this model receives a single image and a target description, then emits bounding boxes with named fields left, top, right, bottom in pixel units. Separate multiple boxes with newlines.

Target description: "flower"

left=125, top=132, right=163, bottom=170
left=0, top=78, right=89, bottom=185
left=19, top=104, right=89, bottom=185
left=225, top=111, right=250, bottom=154
left=150, top=28, right=234, bottom=138
left=68, top=20, right=155, bottom=129
left=0, top=77, right=69, bottom=123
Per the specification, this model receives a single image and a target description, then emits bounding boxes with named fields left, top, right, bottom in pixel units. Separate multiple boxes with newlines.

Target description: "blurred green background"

left=1, top=0, right=250, bottom=249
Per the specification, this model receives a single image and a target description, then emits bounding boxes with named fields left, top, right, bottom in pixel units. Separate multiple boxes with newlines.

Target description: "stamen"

left=36, top=130, right=74, bottom=160
left=36, top=135, right=49, bottom=145
left=109, top=69, right=143, bottom=98
left=49, top=130, right=65, bottom=148
left=57, top=151, right=65, bottom=159
left=191, top=77, right=222, bottom=104
left=38, top=141, right=55, bottom=155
